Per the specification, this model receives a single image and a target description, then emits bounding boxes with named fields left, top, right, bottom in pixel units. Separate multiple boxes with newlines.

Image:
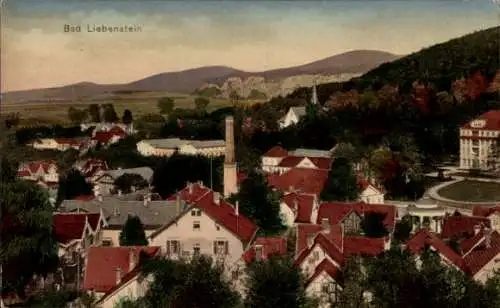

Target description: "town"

left=2, top=1, right=500, bottom=308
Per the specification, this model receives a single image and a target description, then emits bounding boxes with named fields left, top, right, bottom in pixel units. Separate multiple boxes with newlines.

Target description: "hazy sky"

left=1, top=0, right=499, bottom=92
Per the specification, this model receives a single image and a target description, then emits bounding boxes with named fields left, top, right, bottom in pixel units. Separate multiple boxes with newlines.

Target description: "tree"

left=67, top=107, right=88, bottom=125
left=360, top=212, right=389, bottom=238
left=1, top=181, right=58, bottom=297
left=194, top=97, right=210, bottom=112
left=137, top=256, right=240, bottom=308
left=56, top=169, right=93, bottom=204
left=114, top=173, right=149, bottom=194
left=335, top=256, right=368, bottom=308
left=102, top=104, right=119, bottom=123
left=5, top=112, right=20, bottom=129
left=245, top=256, right=314, bottom=308
left=1, top=157, right=18, bottom=183
left=320, top=157, right=360, bottom=202
left=88, top=104, right=101, bottom=122
left=119, top=215, right=148, bottom=246
left=157, top=97, right=175, bottom=114
left=233, top=171, right=283, bottom=234
left=122, top=109, right=133, bottom=125
left=393, top=214, right=413, bottom=244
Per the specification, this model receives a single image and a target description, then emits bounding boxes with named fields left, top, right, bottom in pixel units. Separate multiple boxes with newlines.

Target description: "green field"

left=437, top=180, right=500, bottom=202
left=1, top=92, right=264, bottom=126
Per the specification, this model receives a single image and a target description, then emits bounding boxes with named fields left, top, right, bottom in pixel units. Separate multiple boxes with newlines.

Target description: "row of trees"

left=157, top=96, right=211, bottom=115
left=67, top=104, right=133, bottom=125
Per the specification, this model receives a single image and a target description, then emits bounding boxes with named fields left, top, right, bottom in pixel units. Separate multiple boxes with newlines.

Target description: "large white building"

left=136, top=138, right=225, bottom=157
left=459, top=110, right=500, bottom=171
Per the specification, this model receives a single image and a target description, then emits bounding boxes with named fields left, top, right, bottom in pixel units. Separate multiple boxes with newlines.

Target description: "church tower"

left=223, top=116, right=238, bottom=197
left=311, top=81, right=318, bottom=105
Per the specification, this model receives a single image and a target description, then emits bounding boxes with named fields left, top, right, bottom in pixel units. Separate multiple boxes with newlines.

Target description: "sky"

left=1, top=0, right=499, bottom=92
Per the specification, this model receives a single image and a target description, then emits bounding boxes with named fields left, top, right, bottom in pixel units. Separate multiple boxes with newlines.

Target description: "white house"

left=358, top=178, right=385, bottom=204
left=83, top=246, right=160, bottom=304
left=30, top=138, right=90, bottom=152
left=279, top=107, right=307, bottom=129
left=17, top=160, right=59, bottom=183
left=459, top=110, right=500, bottom=171
left=148, top=182, right=258, bottom=268
left=136, top=138, right=225, bottom=158
left=261, top=146, right=332, bottom=174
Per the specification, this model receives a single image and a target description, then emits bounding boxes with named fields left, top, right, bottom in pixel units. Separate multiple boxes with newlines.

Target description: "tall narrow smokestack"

left=223, top=116, right=238, bottom=197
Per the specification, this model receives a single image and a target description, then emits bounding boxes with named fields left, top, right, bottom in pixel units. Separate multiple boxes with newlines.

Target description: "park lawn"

left=437, top=180, right=500, bottom=202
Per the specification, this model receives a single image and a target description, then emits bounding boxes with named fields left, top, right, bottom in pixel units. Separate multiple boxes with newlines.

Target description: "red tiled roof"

left=17, top=170, right=30, bottom=177
left=268, top=168, right=329, bottom=195
left=83, top=246, right=159, bottom=293
left=19, top=160, right=57, bottom=174
left=296, top=224, right=323, bottom=254
left=461, top=110, right=500, bottom=131
left=278, top=156, right=305, bottom=168
left=308, top=157, right=332, bottom=170
left=343, top=236, right=385, bottom=257
left=281, top=193, right=315, bottom=223
left=463, top=231, right=500, bottom=275
left=243, top=237, right=287, bottom=263
left=263, top=146, right=288, bottom=158
left=93, top=131, right=126, bottom=143
left=460, top=230, right=486, bottom=256
left=53, top=213, right=101, bottom=244
left=472, top=205, right=500, bottom=217
left=406, top=229, right=466, bottom=271
left=167, top=183, right=258, bottom=243
left=295, top=231, right=345, bottom=267
left=306, top=259, right=341, bottom=285
left=317, top=202, right=396, bottom=231
left=441, top=215, right=490, bottom=239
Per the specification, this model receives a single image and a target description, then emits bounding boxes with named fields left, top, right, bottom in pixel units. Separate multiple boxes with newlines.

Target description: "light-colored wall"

left=148, top=208, right=245, bottom=267
left=459, top=128, right=500, bottom=170
left=261, top=157, right=285, bottom=173
left=32, top=139, right=59, bottom=150
left=98, top=274, right=152, bottom=308
left=223, top=163, right=238, bottom=198
left=280, top=203, right=295, bottom=227
left=102, top=229, right=156, bottom=247
left=473, top=253, right=500, bottom=284
left=137, top=141, right=225, bottom=158
left=359, top=187, right=384, bottom=204
left=280, top=110, right=301, bottom=129
left=489, top=213, right=500, bottom=232
left=306, top=272, right=336, bottom=308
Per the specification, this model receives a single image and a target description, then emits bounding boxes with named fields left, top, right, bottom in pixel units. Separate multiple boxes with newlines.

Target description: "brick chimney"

left=321, top=218, right=330, bottom=234
left=213, top=192, right=221, bottom=205
left=115, top=267, right=123, bottom=285
left=129, top=250, right=138, bottom=270
left=223, top=116, right=238, bottom=197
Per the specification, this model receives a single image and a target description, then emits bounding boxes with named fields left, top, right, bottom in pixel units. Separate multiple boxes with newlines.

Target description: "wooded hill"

left=289, top=26, right=500, bottom=100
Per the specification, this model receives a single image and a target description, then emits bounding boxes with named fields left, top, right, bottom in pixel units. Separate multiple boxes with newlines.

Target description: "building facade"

left=459, top=110, right=500, bottom=171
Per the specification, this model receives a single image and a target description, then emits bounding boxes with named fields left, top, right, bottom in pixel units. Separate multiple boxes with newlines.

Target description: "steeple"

left=223, top=116, right=238, bottom=197
left=311, top=81, right=318, bottom=105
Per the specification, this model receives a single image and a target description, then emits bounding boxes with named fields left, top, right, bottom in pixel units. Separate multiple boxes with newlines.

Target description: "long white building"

left=136, top=138, right=225, bottom=157
left=459, top=110, right=500, bottom=171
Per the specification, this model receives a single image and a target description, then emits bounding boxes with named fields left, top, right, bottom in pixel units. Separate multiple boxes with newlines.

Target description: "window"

left=102, top=239, right=112, bottom=247
left=191, top=208, right=202, bottom=216
left=215, top=224, right=220, bottom=231
left=322, top=282, right=338, bottom=302
left=193, top=221, right=201, bottom=231
left=166, top=240, right=180, bottom=255
left=193, top=244, right=201, bottom=256
left=214, top=241, right=228, bottom=255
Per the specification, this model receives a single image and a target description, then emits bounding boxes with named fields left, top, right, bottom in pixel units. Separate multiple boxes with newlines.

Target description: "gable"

left=361, top=185, right=381, bottom=196
left=341, top=210, right=362, bottom=224
left=296, top=157, right=317, bottom=169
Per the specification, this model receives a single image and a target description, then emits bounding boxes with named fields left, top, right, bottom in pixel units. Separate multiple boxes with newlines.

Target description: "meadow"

left=1, top=92, right=264, bottom=126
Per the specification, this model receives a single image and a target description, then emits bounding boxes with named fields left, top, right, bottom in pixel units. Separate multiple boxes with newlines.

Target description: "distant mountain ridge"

left=3, top=50, right=400, bottom=103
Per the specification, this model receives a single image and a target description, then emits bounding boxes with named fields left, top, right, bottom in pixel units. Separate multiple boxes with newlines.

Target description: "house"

left=148, top=182, right=258, bottom=268
left=406, top=227, right=500, bottom=283
left=230, top=237, right=288, bottom=296
left=58, top=190, right=187, bottom=246
left=280, top=192, right=319, bottom=226
left=30, top=137, right=91, bottom=152
left=279, top=107, right=307, bottom=129
left=357, top=177, right=385, bottom=204
left=17, top=160, right=59, bottom=183
left=459, top=110, right=500, bottom=171
left=83, top=246, right=160, bottom=305
left=92, top=128, right=127, bottom=146
left=74, top=159, right=109, bottom=184
left=261, top=146, right=332, bottom=174
left=136, top=138, right=225, bottom=157
left=53, top=212, right=107, bottom=262
left=94, top=167, right=154, bottom=196
left=316, top=202, right=397, bottom=236
left=472, top=205, right=500, bottom=232
left=294, top=222, right=386, bottom=307
left=81, top=123, right=136, bottom=136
